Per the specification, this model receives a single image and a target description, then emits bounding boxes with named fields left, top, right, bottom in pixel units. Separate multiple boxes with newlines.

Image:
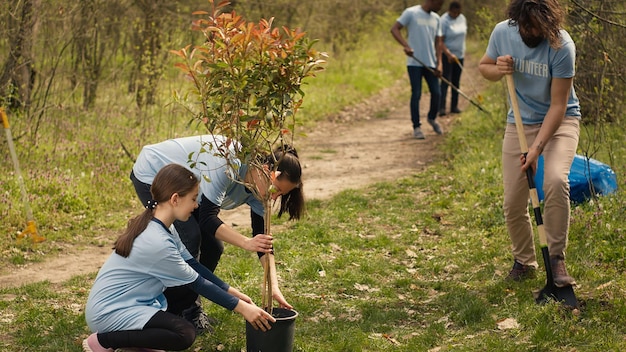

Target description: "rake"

left=410, top=54, right=490, bottom=115
left=1, top=107, right=45, bottom=243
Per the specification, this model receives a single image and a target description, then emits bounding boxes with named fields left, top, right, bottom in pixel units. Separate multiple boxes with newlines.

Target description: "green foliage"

left=567, top=0, right=626, bottom=124
left=472, top=6, right=501, bottom=43
left=172, top=0, right=326, bottom=187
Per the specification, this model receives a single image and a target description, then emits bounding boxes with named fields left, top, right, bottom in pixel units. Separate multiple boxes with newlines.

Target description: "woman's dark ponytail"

left=272, top=146, right=304, bottom=220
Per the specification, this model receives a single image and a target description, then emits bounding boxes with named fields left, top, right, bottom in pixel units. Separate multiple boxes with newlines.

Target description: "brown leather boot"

left=506, top=260, right=536, bottom=281
left=550, top=256, right=576, bottom=287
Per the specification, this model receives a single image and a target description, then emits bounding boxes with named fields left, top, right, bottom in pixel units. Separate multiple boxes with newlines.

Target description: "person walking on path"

left=478, top=0, right=580, bottom=286
left=439, top=1, right=467, bottom=116
left=130, top=134, right=303, bottom=334
left=83, top=164, right=275, bottom=352
left=391, top=0, right=445, bottom=139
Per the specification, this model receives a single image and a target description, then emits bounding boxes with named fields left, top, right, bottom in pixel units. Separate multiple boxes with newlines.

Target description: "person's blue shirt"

left=441, top=12, right=467, bottom=59
left=485, top=20, right=581, bottom=124
left=132, top=135, right=264, bottom=216
left=396, top=5, right=442, bottom=68
left=85, top=221, right=199, bottom=333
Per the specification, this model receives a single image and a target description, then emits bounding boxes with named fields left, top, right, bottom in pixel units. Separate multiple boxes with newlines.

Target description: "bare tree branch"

left=571, top=0, right=626, bottom=29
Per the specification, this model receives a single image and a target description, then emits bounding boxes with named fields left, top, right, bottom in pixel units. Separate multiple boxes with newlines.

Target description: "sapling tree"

left=171, top=0, right=325, bottom=313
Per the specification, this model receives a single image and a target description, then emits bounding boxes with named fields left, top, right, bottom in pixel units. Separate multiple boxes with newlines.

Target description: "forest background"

left=1, top=0, right=626, bottom=351
left=1, top=0, right=625, bottom=241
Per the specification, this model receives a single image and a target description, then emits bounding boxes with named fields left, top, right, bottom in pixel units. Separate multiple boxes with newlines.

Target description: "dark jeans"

left=130, top=171, right=222, bottom=316
left=97, top=310, right=196, bottom=350
left=440, top=58, right=463, bottom=111
left=407, top=65, right=441, bottom=128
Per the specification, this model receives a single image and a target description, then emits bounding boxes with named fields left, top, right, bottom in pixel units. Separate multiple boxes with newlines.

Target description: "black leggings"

left=97, top=310, right=196, bottom=351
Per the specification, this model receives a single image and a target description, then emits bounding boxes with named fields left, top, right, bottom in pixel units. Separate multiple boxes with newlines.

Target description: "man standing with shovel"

left=478, top=0, right=580, bottom=292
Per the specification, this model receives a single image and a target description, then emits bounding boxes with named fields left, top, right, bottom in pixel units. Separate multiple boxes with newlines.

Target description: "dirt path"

left=0, top=56, right=486, bottom=289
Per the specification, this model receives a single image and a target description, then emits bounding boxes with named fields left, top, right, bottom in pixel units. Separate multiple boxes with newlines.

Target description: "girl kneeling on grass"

left=83, top=164, right=274, bottom=352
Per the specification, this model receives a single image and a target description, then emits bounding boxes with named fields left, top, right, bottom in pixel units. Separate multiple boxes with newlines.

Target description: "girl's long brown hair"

left=114, top=164, right=199, bottom=257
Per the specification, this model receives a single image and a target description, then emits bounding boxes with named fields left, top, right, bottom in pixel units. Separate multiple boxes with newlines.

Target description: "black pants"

left=440, top=57, right=464, bottom=111
left=97, top=310, right=196, bottom=351
left=130, top=171, right=223, bottom=316
left=407, top=65, right=441, bottom=128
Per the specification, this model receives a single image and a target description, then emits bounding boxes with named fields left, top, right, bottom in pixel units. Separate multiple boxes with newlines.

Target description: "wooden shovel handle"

left=505, top=75, right=528, bottom=153
left=505, top=74, right=548, bottom=247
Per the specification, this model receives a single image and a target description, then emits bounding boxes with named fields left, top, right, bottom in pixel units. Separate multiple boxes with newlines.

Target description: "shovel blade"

left=535, top=284, right=578, bottom=308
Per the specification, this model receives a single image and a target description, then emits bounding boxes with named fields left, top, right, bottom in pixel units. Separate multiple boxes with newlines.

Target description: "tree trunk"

left=261, top=196, right=275, bottom=314
left=0, top=0, right=37, bottom=111
left=73, top=0, right=105, bottom=110
left=132, top=0, right=166, bottom=109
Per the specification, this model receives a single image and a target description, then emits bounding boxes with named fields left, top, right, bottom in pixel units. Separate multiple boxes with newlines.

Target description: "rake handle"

left=411, top=54, right=489, bottom=114
left=1, top=108, right=34, bottom=221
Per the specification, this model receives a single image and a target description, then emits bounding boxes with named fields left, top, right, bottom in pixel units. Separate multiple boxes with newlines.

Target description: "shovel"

left=410, top=54, right=490, bottom=115
left=1, top=107, right=45, bottom=243
left=505, top=75, right=577, bottom=308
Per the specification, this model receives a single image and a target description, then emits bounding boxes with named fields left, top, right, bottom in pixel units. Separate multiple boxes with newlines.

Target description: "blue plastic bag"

left=534, top=154, right=618, bottom=203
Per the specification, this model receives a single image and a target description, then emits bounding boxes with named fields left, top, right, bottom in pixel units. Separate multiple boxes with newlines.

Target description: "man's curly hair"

left=507, top=0, right=565, bottom=49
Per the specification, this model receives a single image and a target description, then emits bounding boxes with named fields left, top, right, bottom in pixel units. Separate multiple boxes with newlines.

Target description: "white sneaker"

left=413, top=127, right=425, bottom=139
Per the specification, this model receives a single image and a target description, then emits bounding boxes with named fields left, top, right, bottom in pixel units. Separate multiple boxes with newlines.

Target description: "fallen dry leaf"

left=354, top=283, right=380, bottom=293
left=496, top=317, right=520, bottom=330
left=596, top=280, right=613, bottom=290
left=382, top=333, right=400, bottom=345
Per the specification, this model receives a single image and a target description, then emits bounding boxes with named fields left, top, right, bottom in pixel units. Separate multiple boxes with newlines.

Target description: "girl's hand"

left=272, top=286, right=293, bottom=310
left=235, top=301, right=276, bottom=332
left=245, top=234, right=273, bottom=253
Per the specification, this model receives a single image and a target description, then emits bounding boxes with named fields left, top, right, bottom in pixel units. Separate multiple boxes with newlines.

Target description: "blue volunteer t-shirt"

left=441, top=12, right=467, bottom=59
left=485, top=20, right=581, bottom=124
left=85, top=221, right=198, bottom=333
left=397, top=5, right=442, bottom=68
left=132, top=135, right=264, bottom=216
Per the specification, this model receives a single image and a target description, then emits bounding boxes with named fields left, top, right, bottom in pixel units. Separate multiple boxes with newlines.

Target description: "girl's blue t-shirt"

left=85, top=221, right=198, bottom=333
left=485, top=20, right=581, bottom=124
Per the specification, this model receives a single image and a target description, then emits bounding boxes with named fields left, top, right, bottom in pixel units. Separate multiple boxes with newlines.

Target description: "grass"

left=2, top=83, right=625, bottom=350
left=2, top=21, right=626, bottom=352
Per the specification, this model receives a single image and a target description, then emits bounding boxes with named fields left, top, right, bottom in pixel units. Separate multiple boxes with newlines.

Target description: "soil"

left=0, top=55, right=487, bottom=289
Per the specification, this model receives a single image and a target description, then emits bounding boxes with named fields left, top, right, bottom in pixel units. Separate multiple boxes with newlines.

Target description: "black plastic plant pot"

left=245, top=308, right=298, bottom=352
